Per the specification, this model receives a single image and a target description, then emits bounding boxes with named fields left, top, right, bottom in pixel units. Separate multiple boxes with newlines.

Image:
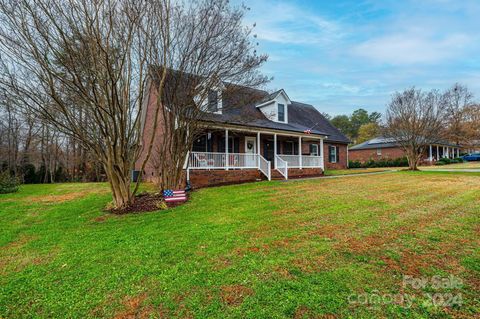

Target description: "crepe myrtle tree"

left=0, top=0, right=174, bottom=209
left=140, top=0, right=269, bottom=191
left=384, top=87, right=448, bottom=170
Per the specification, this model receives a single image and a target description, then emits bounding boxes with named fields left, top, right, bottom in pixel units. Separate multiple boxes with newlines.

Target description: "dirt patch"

left=220, top=285, right=253, bottom=306
left=92, top=215, right=112, bottom=223
left=113, top=294, right=152, bottom=319
left=108, top=194, right=165, bottom=214
left=25, top=191, right=96, bottom=204
left=108, top=193, right=188, bottom=214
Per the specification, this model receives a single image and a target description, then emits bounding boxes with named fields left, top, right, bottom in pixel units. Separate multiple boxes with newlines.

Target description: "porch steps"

left=270, top=169, right=286, bottom=180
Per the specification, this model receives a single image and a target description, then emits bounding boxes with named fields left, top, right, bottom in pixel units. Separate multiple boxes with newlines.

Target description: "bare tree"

left=443, top=83, right=475, bottom=146
left=0, top=0, right=174, bottom=208
left=463, top=104, right=480, bottom=150
left=139, top=0, right=268, bottom=190
left=384, top=88, right=448, bottom=170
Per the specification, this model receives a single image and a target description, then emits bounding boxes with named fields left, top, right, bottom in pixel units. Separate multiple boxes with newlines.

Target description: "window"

left=278, top=103, right=285, bottom=122
left=328, top=145, right=340, bottom=163
left=377, top=148, right=382, bottom=156
left=310, top=144, right=319, bottom=156
left=207, top=90, right=218, bottom=112
left=192, top=135, right=207, bottom=152
left=328, top=146, right=336, bottom=163
left=284, top=141, right=294, bottom=155
left=218, top=136, right=239, bottom=153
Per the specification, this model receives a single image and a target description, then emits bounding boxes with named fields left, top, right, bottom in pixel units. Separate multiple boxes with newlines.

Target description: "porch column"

left=457, top=148, right=460, bottom=158
left=437, top=145, right=440, bottom=160
left=298, top=136, right=302, bottom=169
left=429, top=145, right=432, bottom=161
left=320, top=138, right=324, bottom=170
left=225, top=129, right=229, bottom=170
left=257, top=132, right=261, bottom=167
left=274, top=133, right=277, bottom=168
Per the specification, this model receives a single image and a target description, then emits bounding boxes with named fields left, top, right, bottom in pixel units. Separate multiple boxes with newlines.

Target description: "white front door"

left=245, top=137, right=257, bottom=167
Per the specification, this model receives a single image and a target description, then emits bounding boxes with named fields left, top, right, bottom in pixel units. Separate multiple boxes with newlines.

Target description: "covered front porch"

left=427, top=144, right=462, bottom=162
left=186, top=126, right=325, bottom=181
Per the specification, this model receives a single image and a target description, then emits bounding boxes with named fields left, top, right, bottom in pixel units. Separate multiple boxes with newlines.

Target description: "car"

left=462, top=153, right=480, bottom=161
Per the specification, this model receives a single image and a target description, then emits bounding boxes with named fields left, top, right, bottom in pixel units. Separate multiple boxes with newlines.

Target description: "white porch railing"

left=275, top=155, right=288, bottom=179
left=277, top=154, right=323, bottom=168
left=277, top=154, right=300, bottom=168
left=302, top=155, right=323, bottom=168
left=188, top=152, right=323, bottom=181
left=189, top=152, right=259, bottom=169
left=258, top=155, right=271, bottom=181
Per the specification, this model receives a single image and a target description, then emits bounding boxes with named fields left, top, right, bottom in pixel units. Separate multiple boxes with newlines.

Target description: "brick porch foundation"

left=188, top=167, right=323, bottom=188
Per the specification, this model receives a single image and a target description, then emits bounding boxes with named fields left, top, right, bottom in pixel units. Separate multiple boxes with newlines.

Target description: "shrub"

left=349, top=160, right=362, bottom=168
left=0, top=171, right=19, bottom=194
left=438, top=158, right=452, bottom=165
left=348, top=157, right=409, bottom=169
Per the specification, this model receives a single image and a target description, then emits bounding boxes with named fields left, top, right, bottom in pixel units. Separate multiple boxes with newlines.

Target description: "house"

left=136, top=73, right=350, bottom=188
left=349, top=137, right=462, bottom=164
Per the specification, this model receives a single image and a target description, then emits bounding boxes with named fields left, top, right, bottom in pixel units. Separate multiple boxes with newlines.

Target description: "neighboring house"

left=349, top=137, right=462, bottom=164
left=136, top=73, right=350, bottom=188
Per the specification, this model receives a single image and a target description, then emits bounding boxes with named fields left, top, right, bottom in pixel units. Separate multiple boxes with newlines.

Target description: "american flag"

left=163, top=189, right=187, bottom=203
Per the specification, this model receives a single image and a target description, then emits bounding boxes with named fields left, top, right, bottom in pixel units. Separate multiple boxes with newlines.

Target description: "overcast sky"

left=240, top=0, right=480, bottom=116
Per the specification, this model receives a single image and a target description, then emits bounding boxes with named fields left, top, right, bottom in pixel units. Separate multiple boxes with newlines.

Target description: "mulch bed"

left=108, top=193, right=186, bottom=214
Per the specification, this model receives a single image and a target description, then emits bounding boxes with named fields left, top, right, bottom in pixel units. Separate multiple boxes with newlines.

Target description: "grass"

left=324, top=167, right=401, bottom=176
left=421, top=161, right=480, bottom=170
left=1, top=172, right=479, bottom=318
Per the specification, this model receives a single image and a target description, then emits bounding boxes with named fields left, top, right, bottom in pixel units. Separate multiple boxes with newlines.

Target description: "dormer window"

left=278, top=104, right=285, bottom=122
left=207, top=90, right=218, bottom=112
left=255, top=89, right=291, bottom=123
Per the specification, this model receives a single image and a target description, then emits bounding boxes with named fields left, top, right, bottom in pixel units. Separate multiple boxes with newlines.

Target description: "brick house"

left=349, top=137, right=462, bottom=164
left=136, top=75, right=350, bottom=188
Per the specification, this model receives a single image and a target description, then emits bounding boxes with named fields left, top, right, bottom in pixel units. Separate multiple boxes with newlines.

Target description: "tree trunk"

left=104, top=160, right=133, bottom=210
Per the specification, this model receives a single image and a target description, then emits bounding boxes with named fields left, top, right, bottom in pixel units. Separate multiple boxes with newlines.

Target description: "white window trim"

left=311, top=144, right=319, bottom=156
left=330, top=146, right=337, bottom=163
left=377, top=148, right=382, bottom=156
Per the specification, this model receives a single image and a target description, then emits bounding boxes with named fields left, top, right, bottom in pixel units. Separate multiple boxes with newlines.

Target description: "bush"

left=348, top=157, right=409, bottom=169
left=439, top=158, right=452, bottom=164
left=0, top=171, right=19, bottom=194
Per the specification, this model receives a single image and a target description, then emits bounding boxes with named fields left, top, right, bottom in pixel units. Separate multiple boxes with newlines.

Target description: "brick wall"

left=349, top=147, right=405, bottom=163
left=135, top=82, right=165, bottom=180
left=288, top=167, right=323, bottom=178
left=324, top=143, right=348, bottom=169
left=189, top=169, right=263, bottom=188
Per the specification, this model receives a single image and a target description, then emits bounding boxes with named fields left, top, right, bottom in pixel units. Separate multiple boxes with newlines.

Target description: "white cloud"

left=243, top=1, right=344, bottom=46
left=353, top=31, right=471, bottom=65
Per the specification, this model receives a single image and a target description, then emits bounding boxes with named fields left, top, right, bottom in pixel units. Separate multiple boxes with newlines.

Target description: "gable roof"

left=200, top=85, right=350, bottom=143
left=149, top=67, right=350, bottom=143
left=350, top=137, right=459, bottom=150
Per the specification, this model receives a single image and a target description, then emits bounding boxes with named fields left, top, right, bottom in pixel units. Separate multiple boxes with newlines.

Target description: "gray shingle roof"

left=150, top=67, right=350, bottom=143
left=200, top=86, right=350, bottom=143
left=350, top=137, right=460, bottom=150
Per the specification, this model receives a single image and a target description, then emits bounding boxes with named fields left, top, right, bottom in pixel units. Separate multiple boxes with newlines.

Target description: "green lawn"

left=1, top=172, right=479, bottom=318
left=324, top=167, right=401, bottom=176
